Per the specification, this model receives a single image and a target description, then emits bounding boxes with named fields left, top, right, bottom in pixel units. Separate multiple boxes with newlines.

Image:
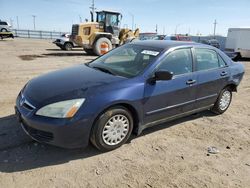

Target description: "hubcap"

left=100, top=42, right=109, bottom=55
left=66, top=44, right=72, bottom=50
left=219, top=90, right=231, bottom=111
left=102, top=114, right=129, bottom=146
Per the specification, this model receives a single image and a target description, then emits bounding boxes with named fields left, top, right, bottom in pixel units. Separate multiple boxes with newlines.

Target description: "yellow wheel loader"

left=71, top=10, right=139, bottom=56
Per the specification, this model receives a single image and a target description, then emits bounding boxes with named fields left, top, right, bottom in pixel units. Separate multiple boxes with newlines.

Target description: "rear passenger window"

left=157, top=48, right=193, bottom=75
left=195, top=49, right=219, bottom=71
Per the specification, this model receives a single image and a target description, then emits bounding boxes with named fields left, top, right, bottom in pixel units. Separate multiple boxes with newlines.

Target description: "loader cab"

left=96, top=10, right=122, bottom=36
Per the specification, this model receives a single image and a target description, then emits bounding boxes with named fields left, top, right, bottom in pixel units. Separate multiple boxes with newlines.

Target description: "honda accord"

left=15, top=40, right=245, bottom=151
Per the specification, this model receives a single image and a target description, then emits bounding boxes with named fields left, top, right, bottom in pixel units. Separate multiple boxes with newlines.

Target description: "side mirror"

left=148, top=71, right=173, bottom=84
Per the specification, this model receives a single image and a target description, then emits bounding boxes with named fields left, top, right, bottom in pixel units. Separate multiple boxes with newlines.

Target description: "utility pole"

left=89, top=0, right=96, bottom=22
left=9, top=18, right=14, bottom=28
left=175, top=24, right=181, bottom=35
left=129, top=13, right=134, bottom=31
left=32, top=15, right=36, bottom=30
left=155, top=24, right=158, bottom=34
left=90, top=0, right=96, bottom=14
left=79, top=15, right=82, bottom=22
left=16, top=16, right=19, bottom=29
left=213, top=19, right=217, bottom=39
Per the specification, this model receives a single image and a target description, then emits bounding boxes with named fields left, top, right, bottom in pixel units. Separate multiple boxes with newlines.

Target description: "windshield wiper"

left=92, top=66, right=116, bottom=76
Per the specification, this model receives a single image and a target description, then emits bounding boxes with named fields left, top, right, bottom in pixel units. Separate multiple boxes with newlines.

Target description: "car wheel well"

left=92, top=103, right=139, bottom=135
left=65, top=41, right=73, bottom=45
left=224, top=84, right=237, bottom=92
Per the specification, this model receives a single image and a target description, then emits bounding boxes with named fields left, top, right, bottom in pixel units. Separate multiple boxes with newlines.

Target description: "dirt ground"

left=0, top=38, right=249, bottom=188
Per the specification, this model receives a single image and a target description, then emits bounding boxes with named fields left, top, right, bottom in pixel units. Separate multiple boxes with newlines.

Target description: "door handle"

left=186, top=79, right=196, bottom=85
left=220, top=71, right=228, bottom=76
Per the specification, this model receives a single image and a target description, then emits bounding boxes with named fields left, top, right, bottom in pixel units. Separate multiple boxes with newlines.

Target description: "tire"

left=233, top=53, right=241, bottom=61
left=1, top=28, right=7, bottom=32
left=90, top=106, right=134, bottom=151
left=84, top=49, right=95, bottom=55
left=93, top=37, right=112, bottom=56
left=63, top=42, right=73, bottom=51
left=211, top=88, right=232, bottom=114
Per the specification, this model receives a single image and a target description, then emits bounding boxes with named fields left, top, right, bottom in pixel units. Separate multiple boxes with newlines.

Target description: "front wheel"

left=63, top=42, right=73, bottom=51
left=90, top=107, right=133, bottom=151
left=211, top=88, right=232, bottom=114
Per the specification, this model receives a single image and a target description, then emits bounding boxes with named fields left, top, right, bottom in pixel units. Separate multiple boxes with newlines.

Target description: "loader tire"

left=93, top=37, right=112, bottom=56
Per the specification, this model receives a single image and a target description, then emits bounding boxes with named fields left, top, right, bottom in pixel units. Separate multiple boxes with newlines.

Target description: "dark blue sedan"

left=15, top=40, right=245, bottom=151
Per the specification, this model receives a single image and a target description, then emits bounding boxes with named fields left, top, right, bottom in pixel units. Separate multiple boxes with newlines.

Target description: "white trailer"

left=225, top=28, right=250, bottom=58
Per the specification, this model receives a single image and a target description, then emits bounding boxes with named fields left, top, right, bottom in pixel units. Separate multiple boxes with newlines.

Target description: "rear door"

left=193, top=48, right=230, bottom=108
left=143, top=48, right=197, bottom=124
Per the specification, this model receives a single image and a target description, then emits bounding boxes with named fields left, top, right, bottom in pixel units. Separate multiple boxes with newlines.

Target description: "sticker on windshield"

left=141, top=50, right=159, bottom=56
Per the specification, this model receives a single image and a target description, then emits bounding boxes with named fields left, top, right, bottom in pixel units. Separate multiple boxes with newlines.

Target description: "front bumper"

left=15, top=94, right=94, bottom=149
left=53, top=41, right=64, bottom=48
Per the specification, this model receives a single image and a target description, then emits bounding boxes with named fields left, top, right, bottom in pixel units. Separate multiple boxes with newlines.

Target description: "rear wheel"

left=1, top=28, right=7, bottom=32
left=93, top=37, right=112, bottom=56
left=90, top=106, right=133, bottom=151
left=211, top=88, right=232, bottom=114
left=63, top=42, right=73, bottom=51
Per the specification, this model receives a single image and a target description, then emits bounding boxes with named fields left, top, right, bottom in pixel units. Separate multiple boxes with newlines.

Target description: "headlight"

left=36, top=99, right=85, bottom=118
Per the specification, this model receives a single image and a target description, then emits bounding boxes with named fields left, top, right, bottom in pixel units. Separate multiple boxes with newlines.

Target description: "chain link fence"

left=12, top=29, right=68, bottom=39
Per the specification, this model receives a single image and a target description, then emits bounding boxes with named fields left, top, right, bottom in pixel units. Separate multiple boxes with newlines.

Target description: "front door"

left=143, top=48, right=197, bottom=124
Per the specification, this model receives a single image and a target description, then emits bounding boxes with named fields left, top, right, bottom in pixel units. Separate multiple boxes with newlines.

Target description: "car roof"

left=132, top=40, right=208, bottom=50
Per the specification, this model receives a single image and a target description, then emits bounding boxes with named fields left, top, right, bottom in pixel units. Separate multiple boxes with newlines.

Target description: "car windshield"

left=88, top=44, right=162, bottom=78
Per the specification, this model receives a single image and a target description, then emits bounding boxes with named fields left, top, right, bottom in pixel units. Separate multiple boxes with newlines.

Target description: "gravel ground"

left=0, top=38, right=249, bottom=188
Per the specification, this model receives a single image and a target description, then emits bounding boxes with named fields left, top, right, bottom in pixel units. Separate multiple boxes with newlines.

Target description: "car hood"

left=23, top=64, right=125, bottom=107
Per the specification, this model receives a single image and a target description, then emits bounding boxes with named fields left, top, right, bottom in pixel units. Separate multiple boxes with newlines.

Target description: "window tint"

left=83, top=27, right=91, bottom=35
left=157, top=48, right=193, bottom=75
left=195, top=49, right=219, bottom=71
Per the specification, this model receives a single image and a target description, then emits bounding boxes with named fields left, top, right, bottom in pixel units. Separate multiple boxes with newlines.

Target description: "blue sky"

left=0, top=0, right=250, bottom=36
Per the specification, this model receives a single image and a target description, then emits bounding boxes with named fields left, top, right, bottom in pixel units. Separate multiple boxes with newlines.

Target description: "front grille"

left=22, top=102, right=34, bottom=110
left=20, top=93, right=36, bottom=111
left=71, top=24, right=79, bottom=35
left=22, top=123, right=54, bottom=143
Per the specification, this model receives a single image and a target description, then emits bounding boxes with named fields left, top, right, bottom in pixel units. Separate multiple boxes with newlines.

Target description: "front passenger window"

left=157, top=49, right=193, bottom=76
